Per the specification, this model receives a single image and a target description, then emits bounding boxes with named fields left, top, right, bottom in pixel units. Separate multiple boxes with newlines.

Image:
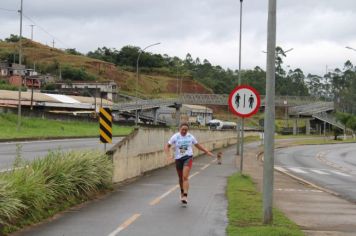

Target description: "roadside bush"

left=0, top=150, right=113, bottom=234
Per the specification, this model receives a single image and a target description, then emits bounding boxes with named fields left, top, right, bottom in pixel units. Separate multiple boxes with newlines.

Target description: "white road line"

left=275, top=166, right=288, bottom=172
left=330, top=170, right=351, bottom=177
left=200, top=164, right=210, bottom=170
left=108, top=213, right=141, bottom=236
left=149, top=171, right=201, bottom=206
left=149, top=185, right=179, bottom=206
left=288, top=167, right=307, bottom=174
left=189, top=171, right=200, bottom=179
left=275, top=188, right=323, bottom=193
left=310, top=169, right=329, bottom=175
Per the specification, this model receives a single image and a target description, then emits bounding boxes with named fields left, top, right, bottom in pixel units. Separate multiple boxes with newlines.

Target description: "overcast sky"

left=1, top=0, right=356, bottom=75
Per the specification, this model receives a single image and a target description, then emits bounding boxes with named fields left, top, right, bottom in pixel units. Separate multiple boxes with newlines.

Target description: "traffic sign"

left=99, top=107, right=112, bottom=144
left=228, top=85, right=261, bottom=118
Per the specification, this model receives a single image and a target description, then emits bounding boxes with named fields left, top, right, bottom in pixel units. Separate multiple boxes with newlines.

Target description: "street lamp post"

left=17, top=0, right=24, bottom=131
left=236, top=0, right=243, bottom=161
left=135, top=42, right=161, bottom=126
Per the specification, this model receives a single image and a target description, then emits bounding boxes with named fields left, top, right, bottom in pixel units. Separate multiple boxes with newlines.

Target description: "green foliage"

left=87, top=45, right=311, bottom=95
left=335, top=112, right=356, bottom=132
left=308, top=61, right=356, bottom=113
left=13, top=144, right=24, bottom=168
left=4, top=34, right=21, bottom=43
left=0, top=150, right=113, bottom=233
left=0, top=113, right=133, bottom=140
left=61, top=65, right=97, bottom=81
left=0, top=80, right=26, bottom=91
left=65, top=48, right=82, bottom=56
left=227, top=174, right=303, bottom=236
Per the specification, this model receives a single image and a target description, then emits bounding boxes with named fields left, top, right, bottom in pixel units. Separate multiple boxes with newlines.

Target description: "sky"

left=1, top=0, right=356, bottom=75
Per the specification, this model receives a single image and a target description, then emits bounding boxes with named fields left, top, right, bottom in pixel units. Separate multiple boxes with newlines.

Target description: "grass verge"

left=0, top=150, right=113, bottom=234
left=293, top=137, right=356, bottom=145
left=0, top=113, right=133, bottom=140
left=227, top=174, right=303, bottom=236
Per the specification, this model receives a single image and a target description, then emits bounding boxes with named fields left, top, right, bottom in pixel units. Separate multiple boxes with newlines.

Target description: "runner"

left=164, top=123, right=214, bottom=205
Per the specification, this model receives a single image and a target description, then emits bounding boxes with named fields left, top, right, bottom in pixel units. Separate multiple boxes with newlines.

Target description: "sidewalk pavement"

left=242, top=141, right=356, bottom=236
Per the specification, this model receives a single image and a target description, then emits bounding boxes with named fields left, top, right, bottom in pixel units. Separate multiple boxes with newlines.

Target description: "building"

left=0, top=61, right=9, bottom=77
left=156, top=104, right=213, bottom=126
left=24, top=76, right=42, bottom=89
left=8, top=75, right=23, bottom=87
left=58, top=80, right=119, bottom=101
left=8, top=63, right=26, bottom=76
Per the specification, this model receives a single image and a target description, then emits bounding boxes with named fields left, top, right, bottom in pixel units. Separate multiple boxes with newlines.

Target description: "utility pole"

left=29, top=24, right=35, bottom=40
left=52, top=39, right=55, bottom=48
left=263, top=0, right=277, bottom=224
left=236, top=0, right=243, bottom=165
left=17, top=0, right=24, bottom=131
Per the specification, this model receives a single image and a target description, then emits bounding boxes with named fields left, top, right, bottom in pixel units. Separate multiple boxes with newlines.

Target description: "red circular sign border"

left=228, top=85, right=261, bottom=118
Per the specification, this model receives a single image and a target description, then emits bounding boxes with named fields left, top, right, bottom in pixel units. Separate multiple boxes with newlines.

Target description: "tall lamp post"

left=135, top=42, right=161, bottom=126
left=17, top=0, right=24, bottom=131
left=236, top=0, right=244, bottom=160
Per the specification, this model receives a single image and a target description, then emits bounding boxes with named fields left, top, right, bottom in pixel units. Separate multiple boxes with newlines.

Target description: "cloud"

left=1, top=0, right=356, bottom=75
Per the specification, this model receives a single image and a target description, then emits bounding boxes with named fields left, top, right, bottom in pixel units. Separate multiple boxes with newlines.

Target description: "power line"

left=22, top=14, right=70, bottom=48
left=0, top=7, right=17, bottom=12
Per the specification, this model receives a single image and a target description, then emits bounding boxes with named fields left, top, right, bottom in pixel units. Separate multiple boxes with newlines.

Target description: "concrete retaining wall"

left=110, top=128, right=257, bottom=183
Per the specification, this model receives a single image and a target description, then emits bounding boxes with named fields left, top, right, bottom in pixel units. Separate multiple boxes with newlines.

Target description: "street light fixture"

left=135, top=42, right=161, bottom=126
left=346, top=46, right=356, bottom=52
left=262, top=47, right=294, bottom=54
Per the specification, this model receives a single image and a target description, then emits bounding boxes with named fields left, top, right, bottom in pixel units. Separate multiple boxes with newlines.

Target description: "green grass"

left=0, top=113, right=133, bottom=140
left=227, top=174, right=303, bottom=236
left=0, top=150, right=113, bottom=234
left=293, top=137, right=356, bottom=145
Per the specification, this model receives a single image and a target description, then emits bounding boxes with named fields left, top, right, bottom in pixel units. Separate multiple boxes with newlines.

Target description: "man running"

left=164, top=123, right=214, bottom=205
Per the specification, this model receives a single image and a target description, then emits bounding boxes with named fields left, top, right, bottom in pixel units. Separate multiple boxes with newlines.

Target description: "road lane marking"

left=275, top=188, right=322, bottom=193
left=149, top=184, right=180, bottom=206
left=189, top=171, right=200, bottom=179
left=149, top=171, right=201, bottom=206
left=200, top=164, right=210, bottom=170
left=310, top=169, right=329, bottom=175
left=330, top=170, right=351, bottom=177
left=288, top=167, right=307, bottom=174
left=108, top=213, right=141, bottom=236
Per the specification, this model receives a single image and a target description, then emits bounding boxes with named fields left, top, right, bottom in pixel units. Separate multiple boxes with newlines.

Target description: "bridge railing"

left=288, top=102, right=334, bottom=115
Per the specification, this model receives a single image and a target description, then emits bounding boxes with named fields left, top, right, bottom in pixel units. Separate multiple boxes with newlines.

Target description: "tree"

left=65, top=48, right=82, bottom=56
left=5, top=34, right=21, bottom=43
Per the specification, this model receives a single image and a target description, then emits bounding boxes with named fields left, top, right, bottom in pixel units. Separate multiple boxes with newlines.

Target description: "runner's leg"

left=175, top=160, right=184, bottom=198
left=182, top=158, right=193, bottom=197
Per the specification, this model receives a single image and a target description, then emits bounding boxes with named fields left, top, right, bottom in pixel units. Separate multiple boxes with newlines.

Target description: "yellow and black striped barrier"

left=99, top=107, right=112, bottom=144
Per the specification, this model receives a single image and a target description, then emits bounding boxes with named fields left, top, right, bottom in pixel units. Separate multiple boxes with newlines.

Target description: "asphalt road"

left=15, top=145, right=239, bottom=236
left=0, top=137, right=122, bottom=171
left=275, top=143, right=356, bottom=202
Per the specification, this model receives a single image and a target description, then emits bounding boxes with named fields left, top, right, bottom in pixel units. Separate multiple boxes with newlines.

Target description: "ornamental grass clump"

left=0, top=150, right=113, bottom=233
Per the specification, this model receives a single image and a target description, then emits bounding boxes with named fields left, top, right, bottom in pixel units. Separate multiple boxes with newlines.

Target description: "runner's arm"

left=194, top=144, right=214, bottom=157
left=164, top=143, right=173, bottom=159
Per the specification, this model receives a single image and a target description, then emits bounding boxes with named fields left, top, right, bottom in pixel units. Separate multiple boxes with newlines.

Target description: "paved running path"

left=14, top=146, right=238, bottom=236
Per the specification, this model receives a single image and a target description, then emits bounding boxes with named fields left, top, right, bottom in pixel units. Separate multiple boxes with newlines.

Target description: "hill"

left=0, top=39, right=213, bottom=98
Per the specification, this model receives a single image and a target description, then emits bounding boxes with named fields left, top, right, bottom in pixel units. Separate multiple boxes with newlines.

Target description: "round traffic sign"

left=228, top=85, right=261, bottom=118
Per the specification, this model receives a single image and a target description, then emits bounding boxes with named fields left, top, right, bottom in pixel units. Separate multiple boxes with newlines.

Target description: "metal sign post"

left=228, top=85, right=261, bottom=173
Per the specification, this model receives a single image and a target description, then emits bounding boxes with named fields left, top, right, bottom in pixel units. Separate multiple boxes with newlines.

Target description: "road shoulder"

left=242, top=141, right=356, bottom=236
